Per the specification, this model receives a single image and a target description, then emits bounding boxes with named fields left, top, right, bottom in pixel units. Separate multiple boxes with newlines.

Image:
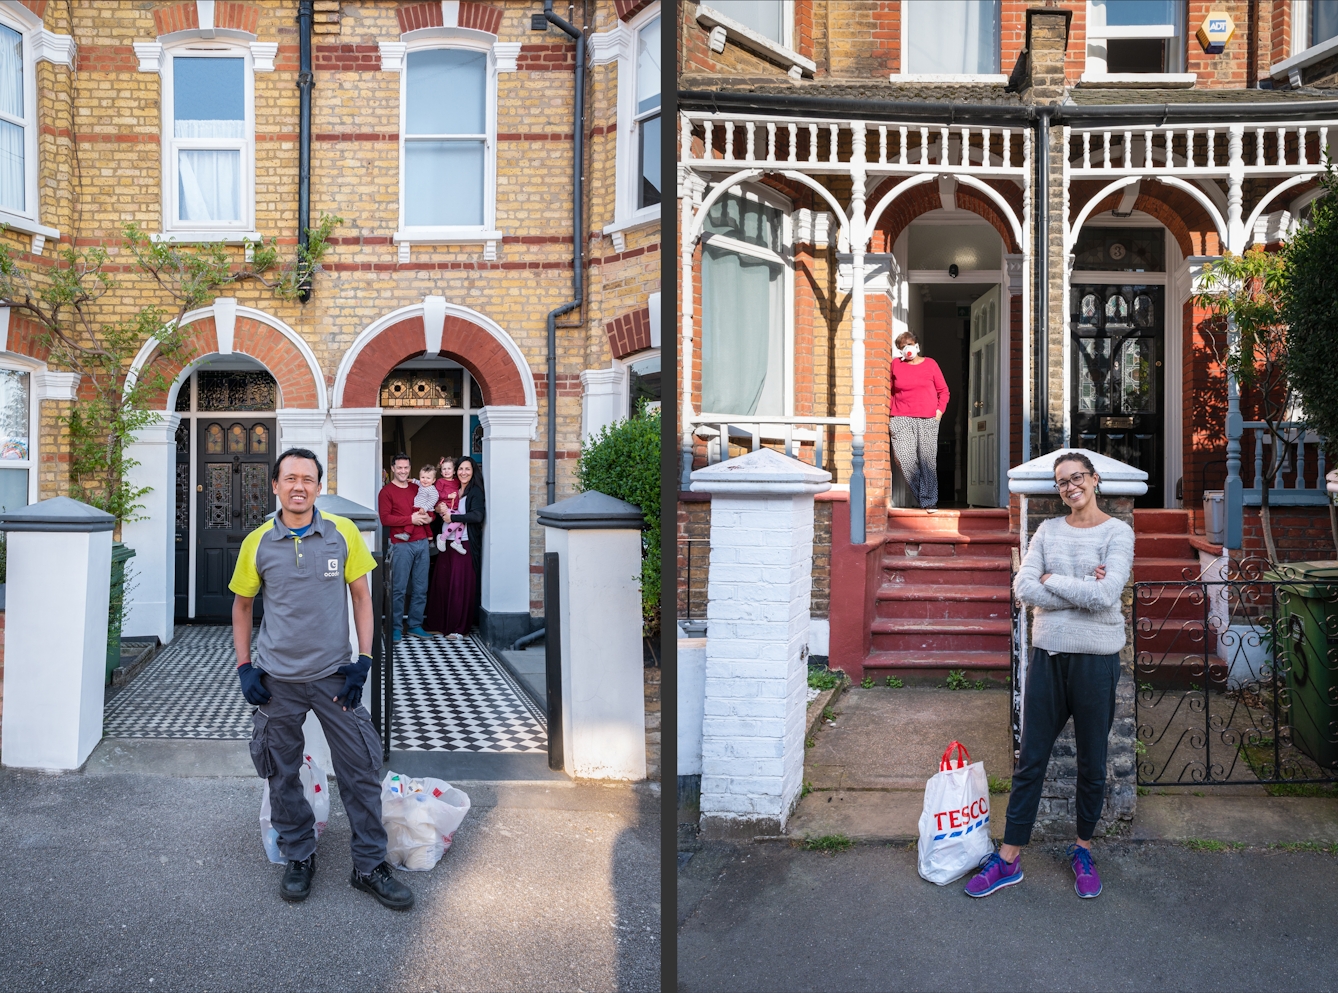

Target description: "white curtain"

left=907, top=1, right=999, bottom=74
left=637, top=16, right=660, bottom=114
left=405, top=141, right=484, bottom=226
left=178, top=149, right=240, bottom=222
left=709, top=1, right=784, bottom=43
left=701, top=243, right=783, bottom=416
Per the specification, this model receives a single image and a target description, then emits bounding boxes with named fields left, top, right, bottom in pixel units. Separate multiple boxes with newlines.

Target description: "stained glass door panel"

left=1070, top=284, right=1164, bottom=507
left=196, top=417, right=275, bottom=620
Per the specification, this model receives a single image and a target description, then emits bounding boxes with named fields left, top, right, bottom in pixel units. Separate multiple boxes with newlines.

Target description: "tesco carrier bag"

left=917, top=740, right=992, bottom=885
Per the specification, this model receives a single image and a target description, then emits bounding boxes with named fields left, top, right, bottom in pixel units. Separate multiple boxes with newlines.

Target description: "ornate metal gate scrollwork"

left=1133, top=557, right=1338, bottom=786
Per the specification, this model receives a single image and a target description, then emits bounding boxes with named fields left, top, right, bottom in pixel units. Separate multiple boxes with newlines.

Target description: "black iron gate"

left=1132, top=563, right=1338, bottom=786
left=372, top=540, right=393, bottom=760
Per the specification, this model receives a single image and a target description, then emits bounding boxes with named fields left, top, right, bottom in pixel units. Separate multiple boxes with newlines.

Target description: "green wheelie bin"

left=1267, top=561, right=1338, bottom=770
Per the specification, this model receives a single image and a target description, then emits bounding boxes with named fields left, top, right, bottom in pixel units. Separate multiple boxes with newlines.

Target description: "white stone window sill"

left=1078, top=72, right=1197, bottom=88
left=602, top=212, right=659, bottom=252
left=695, top=5, right=816, bottom=77
left=151, top=230, right=262, bottom=244
left=0, top=208, right=60, bottom=254
left=892, top=74, right=1009, bottom=84
left=1269, top=33, right=1338, bottom=86
left=392, top=230, right=504, bottom=245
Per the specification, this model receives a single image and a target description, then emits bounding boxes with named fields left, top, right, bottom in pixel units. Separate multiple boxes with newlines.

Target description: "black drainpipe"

left=1034, top=106, right=1052, bottom=456
left=296, top=0, right=314, bottom=303
left=539, top=0, right=584, bottom=508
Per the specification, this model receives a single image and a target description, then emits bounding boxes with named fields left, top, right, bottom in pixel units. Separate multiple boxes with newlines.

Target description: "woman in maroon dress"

left=424, top=456, right=485, bottom=637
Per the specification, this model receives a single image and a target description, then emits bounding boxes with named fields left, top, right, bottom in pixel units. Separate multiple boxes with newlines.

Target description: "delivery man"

left=230, top=447, right=414, bottom=910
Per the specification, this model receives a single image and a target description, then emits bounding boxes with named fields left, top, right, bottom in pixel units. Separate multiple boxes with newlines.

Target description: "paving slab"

left=1131, top=794, right=1338, bottom=845
left=789, top=789, right=1007, bottom=842
left=804, top=686, right=1014, bottom=790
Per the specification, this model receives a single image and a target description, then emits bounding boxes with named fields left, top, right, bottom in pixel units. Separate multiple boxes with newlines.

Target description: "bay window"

left=1086, top=0, right=1187, bottom=78
left=635, top=15, right=660, bottom=209
left=700, top=188, right=790, bottom=417
left=903, top=1, right=1002, bottom=76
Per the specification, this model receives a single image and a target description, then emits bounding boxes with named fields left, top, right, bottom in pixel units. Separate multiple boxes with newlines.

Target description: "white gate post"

left=1, top=497, right=115, bottom=770
left=121, top=412, right=181, bottom=644
left=691, top=448, right=831, bottom=838
left=275, top=410, right=329, bottom=493
left=478, top=405, right=538, bottom=647
left=539, top=490, right=647, bottom=780
left=330, top=408, right=383, bottom=515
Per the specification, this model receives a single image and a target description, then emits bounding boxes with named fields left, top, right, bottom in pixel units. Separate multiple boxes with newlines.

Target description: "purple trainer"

left=1068, top=844, right=1102, bottom=898
left=963, top=851, right=1023, bottom=898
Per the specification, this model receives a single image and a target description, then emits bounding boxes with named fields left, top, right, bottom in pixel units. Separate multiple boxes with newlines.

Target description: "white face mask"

left=901, top=344, right=919, bottom=360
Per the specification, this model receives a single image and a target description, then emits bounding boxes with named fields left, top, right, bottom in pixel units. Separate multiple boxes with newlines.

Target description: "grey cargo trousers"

left=249, top=671, right=388, bottom=873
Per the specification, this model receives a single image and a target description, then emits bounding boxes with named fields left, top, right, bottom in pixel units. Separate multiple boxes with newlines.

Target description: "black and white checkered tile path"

left=103, top=626, right=252, bottom=739
left=390, top=635, right=547, bottom=753
left=102, top=626, right=546, bottom=753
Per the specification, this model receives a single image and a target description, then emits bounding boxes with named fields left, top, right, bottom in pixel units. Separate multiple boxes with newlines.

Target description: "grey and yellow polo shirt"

left=229, top=509, right=377, bottom=682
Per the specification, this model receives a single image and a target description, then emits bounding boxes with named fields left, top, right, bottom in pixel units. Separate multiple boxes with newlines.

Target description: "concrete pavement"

left=677, top=840, right=1338, bottom=992
left=0, top=762, right=660, bottom=991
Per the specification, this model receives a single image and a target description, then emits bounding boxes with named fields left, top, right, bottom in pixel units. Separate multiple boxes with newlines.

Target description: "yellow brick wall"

left=8, top=0, right=661, bottom=617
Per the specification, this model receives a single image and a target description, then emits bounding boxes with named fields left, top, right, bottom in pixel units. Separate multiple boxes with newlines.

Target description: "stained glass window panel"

left=241, top=462, right=268, bottom=530
left=1105, top=293, right=1130, bottom=324
left=227, top=424, right=246, bottom=454
left=1077, top=338, right=1113, bottom=413
left=205, top=422, right=225, bottom=453
left=204, top=463, right=231, bottom=528
left=1132, top=293, right=1155, bottom=327
left=175, top=462, right=190, bottom=530
left=249, top=424, right=269, bottom=454
left=1120, top=338, right=1155, bottom=412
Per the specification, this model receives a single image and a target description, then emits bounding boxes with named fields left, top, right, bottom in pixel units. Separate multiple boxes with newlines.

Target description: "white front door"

left=966, top=286, right=1000, bottom=507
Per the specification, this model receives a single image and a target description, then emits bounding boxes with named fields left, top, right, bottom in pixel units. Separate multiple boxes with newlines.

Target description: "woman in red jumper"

left=888, top=331, right=950, bottom=511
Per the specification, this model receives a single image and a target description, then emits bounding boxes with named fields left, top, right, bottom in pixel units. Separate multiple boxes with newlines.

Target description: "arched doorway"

left=332, top=298, right=538, bottom=648
left=120, top=303, right=327, bottom=643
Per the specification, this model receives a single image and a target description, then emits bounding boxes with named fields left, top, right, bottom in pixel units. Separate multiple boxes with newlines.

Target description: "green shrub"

left=575, top=404, right=661, bottom=636
left=808, top=669, right=839, bottom=690
left=1284, top=166, right=1338, bottom=454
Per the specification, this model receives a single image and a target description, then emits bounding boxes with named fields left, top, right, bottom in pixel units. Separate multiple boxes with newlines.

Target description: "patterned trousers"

left=889, top=415, right=941, bottom=508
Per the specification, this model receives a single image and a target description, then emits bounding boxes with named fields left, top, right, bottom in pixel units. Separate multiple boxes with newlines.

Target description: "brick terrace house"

left=0, top=0, right=661, bottom=648
left=677, top=0, right=1338, bottom=682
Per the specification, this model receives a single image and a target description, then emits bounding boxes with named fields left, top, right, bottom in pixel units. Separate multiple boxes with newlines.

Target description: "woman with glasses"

left=964, top=451, right=1134, bottom=901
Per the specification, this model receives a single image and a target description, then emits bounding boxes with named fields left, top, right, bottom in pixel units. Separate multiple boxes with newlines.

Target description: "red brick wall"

left=604, top=307, right=653, bottom=360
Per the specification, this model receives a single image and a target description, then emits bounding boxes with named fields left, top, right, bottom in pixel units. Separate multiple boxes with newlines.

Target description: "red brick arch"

left=140, top=315, right=322, bottom=409
left=340, top=314, right=529, bottom=408
left=153, top=1, right=261, bottom=37
left=1069, top=181, right=1221, bottom=257
left=869, top=177, right=1023, bottom=254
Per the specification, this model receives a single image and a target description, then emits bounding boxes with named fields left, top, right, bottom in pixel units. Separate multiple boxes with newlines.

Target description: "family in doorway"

left=376, top=453, right=486, bottom=642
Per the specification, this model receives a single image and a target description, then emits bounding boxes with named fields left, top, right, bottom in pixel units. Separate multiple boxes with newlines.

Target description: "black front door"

left=196, top=418, right=276, bottom=621
left=1070, top=284, right=1164, bottom=507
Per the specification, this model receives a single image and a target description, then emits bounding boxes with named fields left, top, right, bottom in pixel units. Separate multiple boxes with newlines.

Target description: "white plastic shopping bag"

left=917, top=740, right=992, bottom=885
left=258, top=753, right=331, bottom=865
left=380, top=772, right=471, bottom=871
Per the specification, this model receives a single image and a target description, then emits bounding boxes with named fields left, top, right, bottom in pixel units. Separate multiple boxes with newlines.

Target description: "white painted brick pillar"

left=690, top=448, right=831, bottom=838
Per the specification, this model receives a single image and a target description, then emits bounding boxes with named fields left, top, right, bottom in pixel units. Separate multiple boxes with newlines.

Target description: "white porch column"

left=691, top=448, right=831, bottom=838
left=848, top=125, right=868, bottom=542
left=478, top=405, right=538, bottom=645
left=580, top=366, right=624, bottom=442
left=121, top=412, right=181, bottom=644
left=1227, top=125, right=1246, bottom=253
left=275, top=409, right=330, bottom=492
left=330, top=408, right=382, bottom=513
left=1, top=497, right=115, bottom=770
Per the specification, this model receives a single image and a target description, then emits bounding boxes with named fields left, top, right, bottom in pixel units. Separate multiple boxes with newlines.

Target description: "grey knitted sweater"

left=1014, top=515, right=1135, bottom=655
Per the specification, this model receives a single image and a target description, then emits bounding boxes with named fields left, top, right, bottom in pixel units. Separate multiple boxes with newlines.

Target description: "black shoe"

left=280, top=855, right=315, bottom=902
left=350, top=861, right=415, bottom=911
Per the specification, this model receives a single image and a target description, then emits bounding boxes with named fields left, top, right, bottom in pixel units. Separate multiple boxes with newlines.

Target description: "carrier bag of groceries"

left=259, top=753, right=330, bottom=865
left=916, top=740, right=992, bottom=885
left=380, top=772, right=471, bottom=871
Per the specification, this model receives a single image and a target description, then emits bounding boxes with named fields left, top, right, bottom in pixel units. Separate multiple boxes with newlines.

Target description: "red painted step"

left=1133, top=557, right=1201, bottom=583
left=882, top=556, right=1013, bottom=587
left=886, top=508, right=1011, bottom=533
left=875, top=584, right=1011, bottom=622
left=883, top=529, right=1019, bottom=558
left=871, top=618, right=1012, bottom=652
left=1135, top=533, right=1194, bottom=558
left=1134, top=509, right=1190, bottom=534
left=864, top=649, right=1011, bottom=673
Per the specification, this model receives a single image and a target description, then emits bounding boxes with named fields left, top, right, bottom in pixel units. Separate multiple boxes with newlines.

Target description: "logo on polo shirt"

left=325, top=558, right=339, bottom=577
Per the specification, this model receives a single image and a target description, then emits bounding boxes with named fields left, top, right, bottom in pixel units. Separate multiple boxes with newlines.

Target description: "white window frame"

left=695, top=2, right=815, bottom=77
left=395, top=37, right=500, bottom=247
left=1082, top=0, right=1196, bottom=86
left=699, top=182, right=795, bottom=418
left=604, top=3, right=662, bottom=239
left=896, top=1, right=1008, bottom=83
left=616, top=346, right=662, bottom=420
left=0, top=354, right=43, bottom=507
left=159, top=42, right=258, bottom=242
left=1270, top=2, right=1338, bottom=86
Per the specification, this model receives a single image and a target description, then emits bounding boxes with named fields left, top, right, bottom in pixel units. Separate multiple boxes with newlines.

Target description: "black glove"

left=334, top=654, right=373, bottom=711
left=237, top=663, right=270, bottom=706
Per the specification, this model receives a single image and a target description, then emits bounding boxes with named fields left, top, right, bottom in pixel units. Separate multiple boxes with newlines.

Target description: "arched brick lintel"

left=139, top=315, right=323, bottom=409
left=340, top=315, right=530, bottom=409
left=870, top=177, right=1023, bottom=255
left=1074, top=188, right=1214, bottom=258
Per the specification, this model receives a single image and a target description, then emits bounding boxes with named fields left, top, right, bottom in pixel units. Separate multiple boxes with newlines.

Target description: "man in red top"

left=377, top=453, right=433, bottom=642
left=888, top=331, right=951, bottom=511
